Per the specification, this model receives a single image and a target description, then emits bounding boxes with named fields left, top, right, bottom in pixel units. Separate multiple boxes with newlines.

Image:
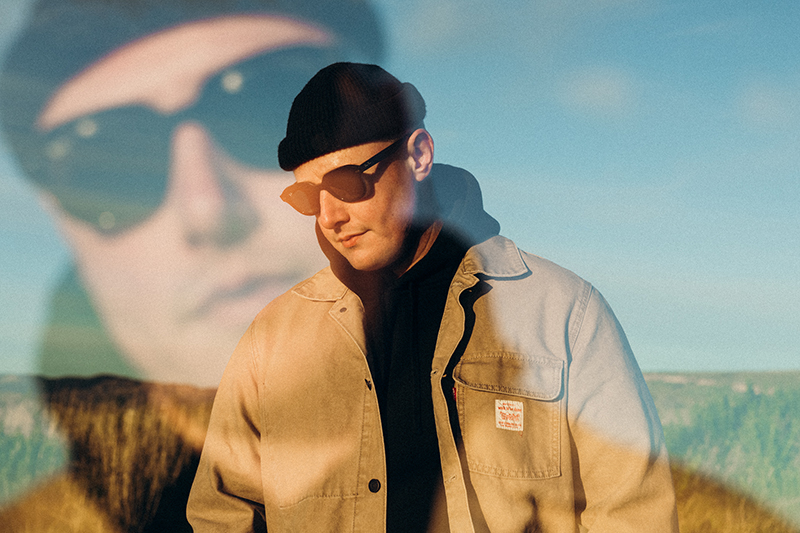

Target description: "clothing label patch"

left=495, top=399, right=524, bottom=431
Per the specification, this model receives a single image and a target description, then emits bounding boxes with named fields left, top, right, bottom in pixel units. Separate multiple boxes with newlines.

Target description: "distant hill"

left=645, top=372, right=800, bottom=526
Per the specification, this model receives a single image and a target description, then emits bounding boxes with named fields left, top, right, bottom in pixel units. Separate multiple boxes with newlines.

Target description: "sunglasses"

left=280, top=135, right=409, bottom=216
left=23, top=46, right=338, bottom=233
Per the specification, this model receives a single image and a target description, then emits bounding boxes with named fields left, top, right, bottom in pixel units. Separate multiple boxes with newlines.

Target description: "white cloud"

left=672, top=16, right=751, bottom=38
left=559, top=67, right=638, bottom=118
left=387, top=0, right=495, bottom=54
left=737, top=81, right=800, bottom=128
left=383, top=0, right=648, bottom=58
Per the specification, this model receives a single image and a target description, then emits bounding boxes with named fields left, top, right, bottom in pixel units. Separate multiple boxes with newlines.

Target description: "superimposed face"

left=37, top=16, right=333, bottom=386
left=292, top=132, right=432, bottom=272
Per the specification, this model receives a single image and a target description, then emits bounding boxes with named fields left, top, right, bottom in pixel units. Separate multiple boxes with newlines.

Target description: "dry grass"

left=0, top=376, right=214, bottom=533
left=672, top=462, right=799, bottom=533
left=1, top=375, right=797, bottom=532
left=0, top=474, right=121, bottom=533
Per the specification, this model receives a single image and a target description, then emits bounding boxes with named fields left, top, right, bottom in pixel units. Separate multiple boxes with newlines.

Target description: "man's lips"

left=339, top=231, right=366, bottom=248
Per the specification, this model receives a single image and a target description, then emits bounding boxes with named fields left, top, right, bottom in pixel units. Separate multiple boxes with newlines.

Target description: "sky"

left=0, top=0, right=798, bottom=374
left=374, top=0, right=800, bottom=371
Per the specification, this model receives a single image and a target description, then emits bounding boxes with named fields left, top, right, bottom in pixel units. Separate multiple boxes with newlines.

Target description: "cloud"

left=737, top=80, right=800, bottom=128
left=671, top=16, right=751, bottom=38
left=387, top=0, right=648, bottom=58
left=388, top=0, right=495, bottom=55
left=559, top=67, right=638, bottom=118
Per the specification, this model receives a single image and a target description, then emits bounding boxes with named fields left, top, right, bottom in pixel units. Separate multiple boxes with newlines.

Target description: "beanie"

left=278, top=62, right=426, bottom=170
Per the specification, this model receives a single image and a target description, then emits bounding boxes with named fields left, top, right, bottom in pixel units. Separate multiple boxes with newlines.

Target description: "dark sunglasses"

left=22, top=46, right=339, bottom=233
left=280, top=135, right=409, bottom=216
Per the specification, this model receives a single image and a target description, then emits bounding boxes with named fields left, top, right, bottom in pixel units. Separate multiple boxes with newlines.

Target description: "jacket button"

left=368, top=479, right=381, bottom=493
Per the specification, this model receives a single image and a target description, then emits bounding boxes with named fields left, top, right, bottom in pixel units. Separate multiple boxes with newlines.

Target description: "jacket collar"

left=293, top=235, right=529, bottom=302
left=292, top=266, right=349, bottom=302
left=460, top=235, right=529, bottom=279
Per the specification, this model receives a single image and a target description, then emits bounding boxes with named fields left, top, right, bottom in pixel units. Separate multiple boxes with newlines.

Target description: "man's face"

left=37, top=16, right=332, bottom=386
left=292, top=138, right=420, bottom=272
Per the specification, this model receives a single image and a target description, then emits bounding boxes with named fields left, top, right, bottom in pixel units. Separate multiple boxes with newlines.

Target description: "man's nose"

left=169, top=121, right=258, bottom=247
left=316, top=189, right=350, bottom=230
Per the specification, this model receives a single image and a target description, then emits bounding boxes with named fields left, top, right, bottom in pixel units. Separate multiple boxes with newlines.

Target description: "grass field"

left=0, top=372, right=798, bottom=532
left=646, top=371, right=800, bottom=527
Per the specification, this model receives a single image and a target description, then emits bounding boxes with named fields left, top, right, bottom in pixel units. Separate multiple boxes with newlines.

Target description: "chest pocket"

left=453, top=352, right=563, bottom=479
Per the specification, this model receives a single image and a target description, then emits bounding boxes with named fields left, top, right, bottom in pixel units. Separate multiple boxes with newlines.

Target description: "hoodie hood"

left=421, top=163, right=500, bottom=246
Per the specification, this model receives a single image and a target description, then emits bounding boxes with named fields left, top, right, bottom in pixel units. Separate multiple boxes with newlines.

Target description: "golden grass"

left=0, top=474, right=121, bottom=533
left=1, top=376, right=798, bottom=532
left=0, top=376, right=214, bottom=532
left=672, top=463, right=799, bottom=533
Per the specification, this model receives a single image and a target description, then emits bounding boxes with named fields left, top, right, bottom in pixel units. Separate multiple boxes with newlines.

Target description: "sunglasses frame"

left=280, top=134, right=410, bottom=216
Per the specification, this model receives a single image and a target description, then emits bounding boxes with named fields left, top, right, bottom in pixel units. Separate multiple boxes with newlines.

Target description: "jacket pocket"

left=453, top=351, right=563, bottom=479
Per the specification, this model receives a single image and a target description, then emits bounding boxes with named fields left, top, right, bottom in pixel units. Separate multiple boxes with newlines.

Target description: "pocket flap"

left=453, top=352, right=563, bottom=401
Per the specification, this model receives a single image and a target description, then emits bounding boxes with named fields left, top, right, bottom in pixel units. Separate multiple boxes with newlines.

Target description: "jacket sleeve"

left=567, top=287, right=679, bottom=533
left=187, top=323, right=268, bottom=532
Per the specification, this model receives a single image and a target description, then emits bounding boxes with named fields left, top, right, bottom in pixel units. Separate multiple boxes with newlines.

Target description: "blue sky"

left=0, top=0, right=798, bottom=373
left=374, top=0, right=800, bottom=370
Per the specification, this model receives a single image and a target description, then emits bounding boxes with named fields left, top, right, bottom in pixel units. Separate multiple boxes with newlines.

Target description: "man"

left=188, top=63, right=678, bottom=531
left=0, top=0, right=382, bottom=386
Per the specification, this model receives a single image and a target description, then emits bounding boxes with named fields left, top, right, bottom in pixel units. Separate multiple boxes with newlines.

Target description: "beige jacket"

left=188, top=235, right=678, bottom=532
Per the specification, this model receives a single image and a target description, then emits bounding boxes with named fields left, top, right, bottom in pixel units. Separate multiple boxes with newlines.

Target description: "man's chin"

left=341, top=251, right=385, bottom=272
left=345, top=252, right=404, bottom=273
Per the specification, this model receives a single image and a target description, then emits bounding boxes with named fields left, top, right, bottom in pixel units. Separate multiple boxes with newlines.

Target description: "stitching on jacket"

left=454, top=352, right=564, bottom=400
left=277, top=491, right=361, bottom=510
left=568, top=283, right=593, bottom=357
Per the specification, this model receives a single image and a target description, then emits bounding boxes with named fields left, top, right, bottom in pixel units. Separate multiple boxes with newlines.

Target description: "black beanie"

left=278, top=62, right=426, bottom=171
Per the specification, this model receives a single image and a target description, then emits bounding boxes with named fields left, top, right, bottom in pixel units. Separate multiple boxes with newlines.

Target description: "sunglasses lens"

left=280, top=168, right=368, bottom=216
left=199, top=47, right=339, bottom=169
left=42, top=107, right=170, bottom=233
left=324, top=167, right=367, bottom=202
left=281, top=182, right=319, bottom=216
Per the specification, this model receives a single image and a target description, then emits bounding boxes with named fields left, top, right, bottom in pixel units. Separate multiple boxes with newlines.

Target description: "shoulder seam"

left=568, top=282, right=594, bottom=358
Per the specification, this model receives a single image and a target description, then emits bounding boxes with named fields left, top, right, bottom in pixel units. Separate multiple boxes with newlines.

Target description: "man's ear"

left=407, top=128, right=434, bottom=182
